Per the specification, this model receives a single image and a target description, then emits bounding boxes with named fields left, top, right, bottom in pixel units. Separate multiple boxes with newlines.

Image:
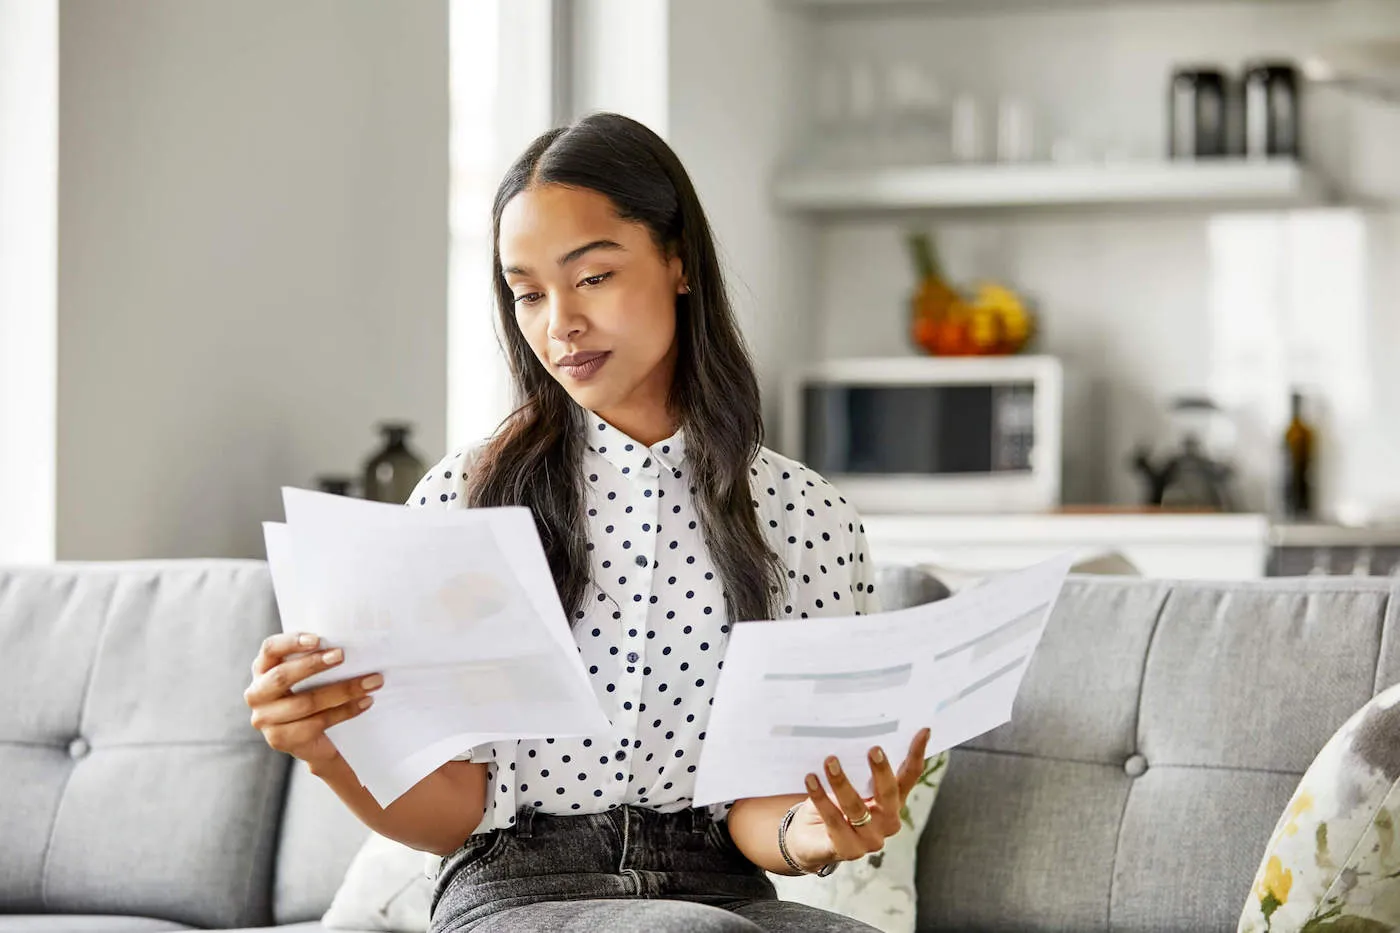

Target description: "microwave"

left=781, top=356, right=1063, bottom=514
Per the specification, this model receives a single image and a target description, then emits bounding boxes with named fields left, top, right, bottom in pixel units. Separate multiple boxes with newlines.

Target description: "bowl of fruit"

left=907, top=232, right=1035, bottom=356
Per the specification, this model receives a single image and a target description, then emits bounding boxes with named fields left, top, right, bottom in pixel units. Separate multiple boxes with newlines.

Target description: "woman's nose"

left=546, top=294, right=586, bottom=343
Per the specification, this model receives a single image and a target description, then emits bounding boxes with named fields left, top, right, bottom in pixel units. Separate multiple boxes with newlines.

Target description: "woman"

left=245, top=112, right=931, bottom=933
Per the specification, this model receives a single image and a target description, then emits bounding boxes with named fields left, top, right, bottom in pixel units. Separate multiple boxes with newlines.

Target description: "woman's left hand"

left=781, top=727, right=932, bottom=873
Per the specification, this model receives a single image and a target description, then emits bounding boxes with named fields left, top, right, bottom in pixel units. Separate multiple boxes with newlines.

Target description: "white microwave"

left=781, top=356, right=1063, bottom=514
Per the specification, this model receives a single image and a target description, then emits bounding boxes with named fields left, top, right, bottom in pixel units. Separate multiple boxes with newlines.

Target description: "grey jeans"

left=427, top=805, right=880, bottom=933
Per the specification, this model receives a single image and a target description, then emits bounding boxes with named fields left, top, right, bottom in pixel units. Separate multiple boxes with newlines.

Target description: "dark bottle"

left=362, top=422, right=427, bottom=504
left=1281, top=392, right=1315, bottom=520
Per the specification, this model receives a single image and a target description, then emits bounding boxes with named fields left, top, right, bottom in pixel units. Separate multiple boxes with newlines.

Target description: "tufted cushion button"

left=68, top=736, right=90, bottom=759
left=1123, top=753, right=1148, bottom=778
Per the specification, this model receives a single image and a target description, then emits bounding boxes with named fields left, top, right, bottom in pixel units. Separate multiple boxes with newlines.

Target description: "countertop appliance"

left=781, top=355, right=1062, bottom=515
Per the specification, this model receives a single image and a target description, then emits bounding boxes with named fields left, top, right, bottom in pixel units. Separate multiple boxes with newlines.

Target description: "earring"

left=679, top=283, right=690, bottom=294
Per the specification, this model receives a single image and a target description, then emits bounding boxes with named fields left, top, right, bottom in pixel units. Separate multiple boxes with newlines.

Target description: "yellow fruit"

left=969, top=280, right=1034, bottom=353
left=969, top=307, right=1002, bottom=351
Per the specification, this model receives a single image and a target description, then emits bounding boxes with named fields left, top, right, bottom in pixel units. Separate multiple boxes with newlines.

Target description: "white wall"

left=56, top=0, right=449, bottom=559
left=0, top=0, right=58, bottom=563
left=666, top=0, right=814, bottom=434
left=571, top=0, right=670, bottom=135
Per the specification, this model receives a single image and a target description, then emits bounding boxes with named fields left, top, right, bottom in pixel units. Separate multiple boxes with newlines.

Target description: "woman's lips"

left=557, top=351, right=611, bottom=381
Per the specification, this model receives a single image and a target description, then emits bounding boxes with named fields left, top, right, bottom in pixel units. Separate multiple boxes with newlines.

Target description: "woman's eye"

left=579, top=272, right=613, bottom=288
left=513, top=292, right=543, bottom=305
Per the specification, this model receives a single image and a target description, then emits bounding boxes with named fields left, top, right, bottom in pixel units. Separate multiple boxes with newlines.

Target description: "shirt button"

left=635, top=555, right=648, bottom=567
left=626, top=651, right=640, bottom=663
left=615, top=750, right=627, bottom=761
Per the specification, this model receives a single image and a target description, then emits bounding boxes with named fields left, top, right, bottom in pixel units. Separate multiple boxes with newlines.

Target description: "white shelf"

left=780, top=0, right=1325, bottom=11
left=773, top=159, right=1328, bottom=213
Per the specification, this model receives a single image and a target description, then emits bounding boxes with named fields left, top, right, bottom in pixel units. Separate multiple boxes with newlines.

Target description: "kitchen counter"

left=862, top=512, right=1271, bottom=581
left=1267, top=523, right=1400, bottom=576
left=1269, top=522, right=1400, bottom=548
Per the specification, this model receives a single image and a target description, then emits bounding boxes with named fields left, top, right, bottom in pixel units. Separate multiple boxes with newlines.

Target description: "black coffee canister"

left=1169, top=67, right=1229, bottom=158
left=1244, top=61, right=1301, bottom=159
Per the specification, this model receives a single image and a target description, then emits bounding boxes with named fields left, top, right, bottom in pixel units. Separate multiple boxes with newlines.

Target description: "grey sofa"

left=1, top=560, right=1397, bottom=932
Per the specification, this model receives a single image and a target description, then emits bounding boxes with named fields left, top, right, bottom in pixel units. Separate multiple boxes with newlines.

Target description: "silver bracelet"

left=777, top=802, right=837, bottom=877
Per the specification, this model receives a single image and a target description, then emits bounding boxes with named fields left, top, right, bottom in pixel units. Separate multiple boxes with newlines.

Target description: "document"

left=692, top=554, right=1074, bottom=807
left=263, top=489, right=611, bottom=807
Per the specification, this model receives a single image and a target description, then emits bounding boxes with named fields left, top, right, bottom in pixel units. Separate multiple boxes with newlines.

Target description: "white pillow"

left=768, top=752, right=949, bottom=933
left=321, top=832, right=434, bottom=932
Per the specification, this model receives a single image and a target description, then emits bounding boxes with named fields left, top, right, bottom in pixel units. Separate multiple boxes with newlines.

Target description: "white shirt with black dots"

left=407, top=411, right=879, bottom=834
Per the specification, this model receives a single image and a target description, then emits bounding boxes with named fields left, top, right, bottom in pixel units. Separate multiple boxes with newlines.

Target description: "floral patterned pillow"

left=1237, top=682, right=1400, bottom=933
left=769, top=751, right=949, bottom=933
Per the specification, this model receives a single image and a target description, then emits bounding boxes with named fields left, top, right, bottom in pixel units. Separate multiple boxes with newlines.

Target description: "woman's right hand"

left=243, top=632, right=384, bottom=768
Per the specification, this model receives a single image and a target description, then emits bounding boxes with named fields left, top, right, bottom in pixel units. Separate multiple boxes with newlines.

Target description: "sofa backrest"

left=272, top=757, right=371, bottom=924
left=9, top=561, right=1397, bottom=933
left=0, top=561, right=289, bottom=929
left=915, top=575, right=1400, bottom=933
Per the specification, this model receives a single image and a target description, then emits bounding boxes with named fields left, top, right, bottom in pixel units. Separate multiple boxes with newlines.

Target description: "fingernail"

left=826, top=758, right=841, bottom=777
left=871, top=747, right=885, bottom=764
left=805, top=774, right=820, bottom=792
left=361, top=673, right=384, bottom=691
left=920, top=727, right=931, bottom=742
left=358, top=697, right=373, bottom=710
left=321, top=648, right=343, bottom=665
left=299, top=633, right=318, bottom=647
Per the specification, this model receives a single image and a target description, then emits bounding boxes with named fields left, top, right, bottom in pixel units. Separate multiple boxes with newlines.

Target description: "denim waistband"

left=511, top=803, right=711, bottom=839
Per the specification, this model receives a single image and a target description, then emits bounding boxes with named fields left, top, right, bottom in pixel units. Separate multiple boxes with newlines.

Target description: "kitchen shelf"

left=779, top=0, right=1326, bottom=12
left=772, top=159, right=1328, bottom=213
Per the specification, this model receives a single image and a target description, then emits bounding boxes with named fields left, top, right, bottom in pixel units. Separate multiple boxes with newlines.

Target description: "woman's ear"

left=669, top=252, right=688, bottom=295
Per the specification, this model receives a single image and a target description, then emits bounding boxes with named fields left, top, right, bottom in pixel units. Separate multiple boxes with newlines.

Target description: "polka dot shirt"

left=407, top=412, right=879, bottom=834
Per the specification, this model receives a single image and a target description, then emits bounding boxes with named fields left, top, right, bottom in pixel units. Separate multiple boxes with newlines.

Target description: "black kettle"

left=1131, top=434, right=1238, bottom=511
left=1131, top=397, right=1239, bottom=511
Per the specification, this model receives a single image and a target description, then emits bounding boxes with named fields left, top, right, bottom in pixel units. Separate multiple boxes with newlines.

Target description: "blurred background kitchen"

left=4, top=0, right=1400, bottom=582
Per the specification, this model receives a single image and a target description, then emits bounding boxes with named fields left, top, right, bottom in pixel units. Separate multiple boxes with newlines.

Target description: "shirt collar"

left=586, top=412, right=687, bottom=479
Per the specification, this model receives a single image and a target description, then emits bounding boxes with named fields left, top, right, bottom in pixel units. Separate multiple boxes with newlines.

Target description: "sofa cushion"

left=0, top=562, right=289, bottom=929
left=272, top=761, right=372, bottom=924
left=915, top=575, right=1399, bottom=933
left=212, top=923, right=335, bottom=933
left=1380, top=591, right=1400, bottom=691
left=0, top=918, right=191, bottom=932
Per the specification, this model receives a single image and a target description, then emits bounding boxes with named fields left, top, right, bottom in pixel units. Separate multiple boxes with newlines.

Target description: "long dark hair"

left=466, top=112, right=786, bottom=626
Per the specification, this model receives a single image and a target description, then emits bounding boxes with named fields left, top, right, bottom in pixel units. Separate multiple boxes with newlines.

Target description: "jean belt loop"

left=515, top=804, right=537, bottom=838
left=690, top=804, right=710, bottom=834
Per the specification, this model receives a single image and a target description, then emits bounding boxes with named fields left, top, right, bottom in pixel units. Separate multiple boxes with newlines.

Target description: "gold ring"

left=849, top=811, right=873, bottom=828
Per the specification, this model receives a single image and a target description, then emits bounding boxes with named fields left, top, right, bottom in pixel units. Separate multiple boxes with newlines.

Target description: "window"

left=447, top=0, right=564, bottom=447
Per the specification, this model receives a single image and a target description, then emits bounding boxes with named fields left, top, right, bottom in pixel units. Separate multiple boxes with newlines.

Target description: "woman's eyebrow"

left=503, top=239, right=626, bottom=277
left=558, top=239, right=626, bottom=266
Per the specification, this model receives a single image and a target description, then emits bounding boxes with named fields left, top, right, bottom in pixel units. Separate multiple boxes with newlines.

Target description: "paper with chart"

left=263, top=489, right=611, bottom=807
left=693, top=554, right=1074, bottom=807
